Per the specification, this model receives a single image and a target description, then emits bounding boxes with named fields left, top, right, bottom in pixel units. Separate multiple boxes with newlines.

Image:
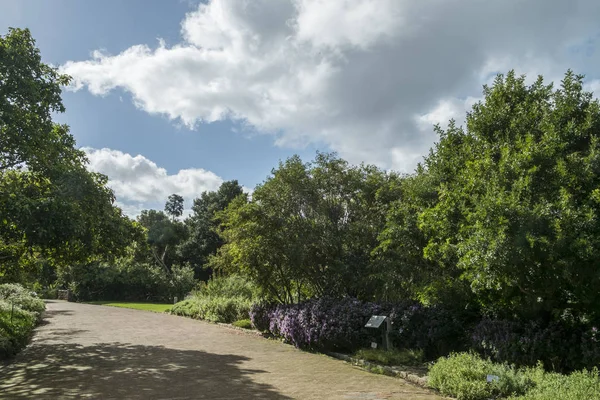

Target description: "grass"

left=87, top=301, right=172, bottom=313
left=232, top=319, right=253, bottom=329
left=354, top=348, right=424, bottom=366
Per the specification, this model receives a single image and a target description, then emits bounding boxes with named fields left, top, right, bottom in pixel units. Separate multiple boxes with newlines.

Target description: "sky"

left=2, top=0, right=600, bottom=217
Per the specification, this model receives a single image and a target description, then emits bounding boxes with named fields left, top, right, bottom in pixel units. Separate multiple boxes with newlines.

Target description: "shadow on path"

left=0, top=342, right=291, bottom=399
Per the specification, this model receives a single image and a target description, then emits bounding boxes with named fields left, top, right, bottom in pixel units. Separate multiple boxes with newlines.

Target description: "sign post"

left=365, top=315, right=393, bottom=351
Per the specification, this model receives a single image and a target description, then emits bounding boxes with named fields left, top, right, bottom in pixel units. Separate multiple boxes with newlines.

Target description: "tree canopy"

left=0, top=28, right=139, bottom=282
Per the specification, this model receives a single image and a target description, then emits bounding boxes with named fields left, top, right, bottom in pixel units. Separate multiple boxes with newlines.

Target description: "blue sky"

left=2, top=0, right=599, bottom=216
left=1, top=0, right=320, bottom=214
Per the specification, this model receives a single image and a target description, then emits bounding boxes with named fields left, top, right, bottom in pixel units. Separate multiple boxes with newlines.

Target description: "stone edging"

left=324, top=351, right=429, bottom=388
left=214, top=322, right=267, bottom=337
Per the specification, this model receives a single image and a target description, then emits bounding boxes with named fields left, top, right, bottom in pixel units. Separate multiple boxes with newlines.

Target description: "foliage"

left=0, top=28, right=140, bottom=280
left=178, top=181, right=245, bottom=278
left=0, top=283, right=45, bottom=359
left=418, top=71, right=600, bottom=320
left=0, top=28, right=72, bottom=173
left=354, top=348, right=423, bottom=366
left=170, top=296, right=252, bottom=323
left=57, top=261, right=195, bottom=303
left=388, top=302, right=477, bottom=360
left=212, top=153, right=401, bottom=303
left=429, top=352, right=600, bottom=400
left=164, top=194, right=184, bottom=220
left=194, top=273, right=259, bottom=300
left=428, top=352, right=533, bottom=400
left=472, top=318, right=598, bottom=372
left=170, top=274, right=258, bottom=323
left=232, top=319, right=253, bottom=329
left=135, top=209, right=187, bottom=273
left=255, top=297, right=383, bottom=351
left=0, top=283, right=45, bottom=314
left=249, top=302, right=275, bottom=332
left=510, top=367, right=600, bottom=400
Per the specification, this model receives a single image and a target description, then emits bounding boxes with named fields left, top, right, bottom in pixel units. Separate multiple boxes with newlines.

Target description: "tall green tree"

left=211, top=153, right=401, bottom=303
left=0, top=28, right=139, bottom=282
left=417, top=70, right=600, bottom=320
left=177, top=180, right=245, bottom=278
left=164, top=193, right=184, bottom=221
left=136, top=209, right=186, bottom=273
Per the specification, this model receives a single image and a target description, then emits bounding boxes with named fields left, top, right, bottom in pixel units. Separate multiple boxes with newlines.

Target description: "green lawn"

left=87, top=301, right=172, bottom=313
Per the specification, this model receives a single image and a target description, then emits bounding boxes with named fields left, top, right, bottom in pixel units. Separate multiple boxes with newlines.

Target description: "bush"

left=58, top=261, right=195, bottom=303
left=171, top=275, right=257, bottom=323
left=511, top=367, right=600, bottom=400
left=171, top=295, right=252, bottom=323
left=0, top=283, right=45, bottom=314
left=428, top=352, right=532, bottom=400
left=249, top=302, right=273, bottom=332
left=232, top=319, right=253, bottom=329
left=194, top=274, right=258, bottom=300
left=354, top=348, right=423, bottom=366
left=253, top=297, right=473, bottom=356
left=261, top=297, right=383, bottom=351
left=472, top=318, right=595, bottom=372
left=0, top=283, right=45, bottom=359
left=388, top=302, right=474, bottom=360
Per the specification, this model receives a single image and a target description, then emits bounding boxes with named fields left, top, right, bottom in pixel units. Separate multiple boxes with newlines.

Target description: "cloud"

left=63, top=0, right=600, bottom=172
left=83, top=147, right=224, bottom=217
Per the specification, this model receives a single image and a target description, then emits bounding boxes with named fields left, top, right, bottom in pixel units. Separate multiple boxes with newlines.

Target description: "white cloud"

left=62, top=0, right=600, bottom=173
left=83, top=147, right=224, bottom=217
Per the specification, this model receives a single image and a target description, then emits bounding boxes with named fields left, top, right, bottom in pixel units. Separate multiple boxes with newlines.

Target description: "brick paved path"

left=0, top=301, right=444, bottom=399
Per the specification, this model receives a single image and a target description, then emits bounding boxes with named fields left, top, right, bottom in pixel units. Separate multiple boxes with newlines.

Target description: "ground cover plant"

left=232, top=319, right=253, bottom=329
left=428, top=352, right=600, bottom=400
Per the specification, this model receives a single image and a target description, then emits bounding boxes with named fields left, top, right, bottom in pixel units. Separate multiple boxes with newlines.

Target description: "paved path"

left=0, top=301, right=443, bottom=399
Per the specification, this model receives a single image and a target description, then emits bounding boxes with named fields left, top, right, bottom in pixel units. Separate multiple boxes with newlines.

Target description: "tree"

left=210, top=153, right=401, bottom=303
left=1, top=28, right=76, bottom=173
left=136, top=209, right=187, bottom=273
left=164, top=194, right=184, bottom=221
left=417, top=70, right=600, bottom=320
left=0, top=28, right=139, bottom=282
left=177, top=181, right=245, bottom=278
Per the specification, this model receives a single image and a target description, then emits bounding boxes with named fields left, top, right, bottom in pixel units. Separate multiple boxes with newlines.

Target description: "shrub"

left=354, top=348, right=423, bottom=366
left=171, top=275, right=257, bottom=323
left=428, top=352, right=532, bottom=400
left=232, top=319, right=253, bottom=329
left=255, top=297, right=472, bottom=356
left=194, top=274, right=258, bottom=300
left=0, top=283, right=45, bottom=314
left=511, top=367, right=600, bottom=400
left=389, top=302, right=474, bottom=360
left=0, top=283, right=45, bottom=359
left=171, top=296, right=252, bottom=323
left=249, top=302, right=273, bottom=332
left=58, top=261, right=195, bottom=302
left=472, top=318, right=594, bottom=372
left=263, top=296, right=383, bottom=351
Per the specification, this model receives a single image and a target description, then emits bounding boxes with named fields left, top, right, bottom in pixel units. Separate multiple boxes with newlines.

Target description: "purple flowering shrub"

left=385, top=302, right=473, bottom=359
left=581, top=326, right=600, bottom=369
left=472, top=318, right=596, bottom=372
left=253, top=297, right=383, bottom=351
left=249, top=302, right=273, bottom=332
left=251, top=297, right=471, bottom=356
